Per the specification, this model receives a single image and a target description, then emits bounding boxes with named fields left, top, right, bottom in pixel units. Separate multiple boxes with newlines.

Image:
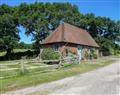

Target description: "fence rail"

left=0, top=55, right=81, bottom=79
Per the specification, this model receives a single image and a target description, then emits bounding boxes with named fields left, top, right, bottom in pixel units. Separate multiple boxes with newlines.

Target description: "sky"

left=0, top=0, right=119, bottom=44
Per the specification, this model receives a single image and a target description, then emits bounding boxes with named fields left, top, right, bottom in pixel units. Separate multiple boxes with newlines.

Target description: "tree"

left=16, top=42, right=33, bottom=49
left=0, top=14, right=19, bottom=58
left=16, top=3, right=80, bottom=51
left=16, top=3, right=120, bottom=54
left=0, top=3, right=119, bottom=56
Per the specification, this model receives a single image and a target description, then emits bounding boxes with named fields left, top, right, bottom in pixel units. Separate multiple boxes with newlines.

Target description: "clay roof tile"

left=42, top=22, right=99, bottom=47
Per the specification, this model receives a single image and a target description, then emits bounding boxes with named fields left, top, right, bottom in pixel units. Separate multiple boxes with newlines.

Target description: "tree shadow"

left=0, top=50, right=39, bottom=61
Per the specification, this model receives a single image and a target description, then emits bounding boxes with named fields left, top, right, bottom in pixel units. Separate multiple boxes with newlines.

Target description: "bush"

left=92, top=49, right=97, bottom=59
left=41, top=48, right=60, bottom=60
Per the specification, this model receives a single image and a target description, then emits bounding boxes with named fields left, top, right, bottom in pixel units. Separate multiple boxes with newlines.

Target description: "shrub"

left=92, top=49, right=97, bottom=59
left=85, top=49, right=91, bottom=59
left=41, top=48, right=60, bottom=60
left=93, top=52, right=97, bottom=59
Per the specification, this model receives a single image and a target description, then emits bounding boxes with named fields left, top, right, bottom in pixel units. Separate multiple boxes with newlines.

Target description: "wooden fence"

left=0, top=55, right=81, bottom=79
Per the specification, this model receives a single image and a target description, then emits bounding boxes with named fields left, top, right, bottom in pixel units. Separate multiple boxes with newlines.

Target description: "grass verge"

left=0, top=59, right=115, bottom=93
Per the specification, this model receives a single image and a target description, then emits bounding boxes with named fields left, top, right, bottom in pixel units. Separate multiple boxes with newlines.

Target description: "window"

left=54, top=44, right=59, bottom=51
left=51, top=44, right=59, bottom=51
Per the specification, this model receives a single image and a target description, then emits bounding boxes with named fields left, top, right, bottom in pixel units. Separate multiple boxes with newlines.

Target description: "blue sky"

left=0, top=0, right=119, bottom=44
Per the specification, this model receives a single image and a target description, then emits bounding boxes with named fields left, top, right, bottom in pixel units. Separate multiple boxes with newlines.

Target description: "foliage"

left=0, top=3, right=120, bottom=56
left=16, top=42, right=33, bottom=49
left=0, top=49, right=38, bottom=61
left=17, top=3, right=120, bottom=54
left=0, top=13, right=19, bottom=59
left=90, top=49, right=98, bottom=59
left=85, top=49, right=90, bottom=59
left=15, top=3, right=80, bottom=51
left=41, top=48, right=60, bottom=60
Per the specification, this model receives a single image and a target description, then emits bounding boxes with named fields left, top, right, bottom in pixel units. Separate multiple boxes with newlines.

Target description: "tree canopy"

left=0, top=4, right=19, bottom=59
left=0, top=2, right=120, bottom=55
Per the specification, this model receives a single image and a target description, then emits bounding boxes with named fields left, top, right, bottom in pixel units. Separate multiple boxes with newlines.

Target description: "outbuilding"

left=42, top=22, right=99, bottom=60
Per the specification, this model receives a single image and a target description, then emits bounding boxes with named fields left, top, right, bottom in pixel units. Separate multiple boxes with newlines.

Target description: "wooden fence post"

left=78, top=56, right=80, bottom=64
left=39, top=49, right=43, bottom=61
left=21, top=60, right=24, bottom=73
left=58, top=51, right=63, bottom=68
left=21, top=57, right=26, bottom=74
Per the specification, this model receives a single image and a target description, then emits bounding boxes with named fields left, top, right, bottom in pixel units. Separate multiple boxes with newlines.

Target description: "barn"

left=42, top=22, right=99, bottom=60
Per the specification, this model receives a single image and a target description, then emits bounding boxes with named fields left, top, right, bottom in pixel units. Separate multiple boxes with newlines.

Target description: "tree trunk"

left=5, top=48, right=12, bottom=60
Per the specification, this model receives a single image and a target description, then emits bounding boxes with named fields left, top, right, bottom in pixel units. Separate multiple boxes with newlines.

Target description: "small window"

left=54, top=44, right=59, bottom=51
left=52, top=44, right=59, bottom=51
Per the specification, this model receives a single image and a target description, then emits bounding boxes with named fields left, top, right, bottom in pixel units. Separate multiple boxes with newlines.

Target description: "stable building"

left=42, top=22, right=99, bottom=60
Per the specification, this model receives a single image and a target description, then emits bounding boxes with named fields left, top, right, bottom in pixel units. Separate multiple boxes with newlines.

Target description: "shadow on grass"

left=0, top=50, right=39, bottom=61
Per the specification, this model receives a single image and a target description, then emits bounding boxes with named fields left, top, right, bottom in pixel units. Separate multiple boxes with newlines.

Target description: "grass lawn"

left=0, top=52, right=6, bottom=57
left=0, top=64, right=55, bottom=78
left=13, top=49, right=33, bottom=52
left=0, top=61, right=49, bottom=78
left=0, top=59, right=115, bottom=93
left=0, top=49, right=33, bottom=57
left=112, top=54, right=120, bottom=58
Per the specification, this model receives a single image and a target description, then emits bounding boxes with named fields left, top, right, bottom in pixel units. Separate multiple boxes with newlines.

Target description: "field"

left=0, top=58, right=115, bottom=93
left=0, top=49, right=36, bottom=61
left=0, top=49, right=32, bottom=56
left=0, top=59, right=57, bottom=78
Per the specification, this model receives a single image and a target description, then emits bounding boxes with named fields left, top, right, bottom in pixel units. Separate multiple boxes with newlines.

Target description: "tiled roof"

left=42, top=22, right=99, bottom=47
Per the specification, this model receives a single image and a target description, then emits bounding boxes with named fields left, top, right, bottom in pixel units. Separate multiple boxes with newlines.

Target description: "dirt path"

left=49, top=59, right=120, bottom=95
left=2, top=59, right=120, bottom=95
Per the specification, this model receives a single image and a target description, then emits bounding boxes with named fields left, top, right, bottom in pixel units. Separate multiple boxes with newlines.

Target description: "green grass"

left=0, top=63, right=49, bottom=78
left=0, top=65, right=53, bottom=78
left=0, top=49, right=33, bottom=57
left=112, top=54, right=120, bottom=58
left=0, top=59, right=35, bottom=64
left=0, top=70, right=19, bottom=78
left=13, top=49, right=33, bottom=52
left=0, top=59, right=115, bottom=93
left=0, top=52, right=6, bottom=56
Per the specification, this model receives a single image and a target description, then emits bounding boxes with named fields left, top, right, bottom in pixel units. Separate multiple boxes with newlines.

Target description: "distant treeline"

left=15, top=42, right=33, bottom=49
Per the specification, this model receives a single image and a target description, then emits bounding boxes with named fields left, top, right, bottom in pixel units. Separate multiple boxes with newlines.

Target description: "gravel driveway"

left=49, top=59, right=120, bottom=95
left=2, top=59, right=120, bottom=95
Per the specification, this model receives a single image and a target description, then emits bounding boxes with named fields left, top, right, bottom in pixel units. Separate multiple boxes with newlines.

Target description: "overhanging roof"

left=42, top=22, right=99, bottom=47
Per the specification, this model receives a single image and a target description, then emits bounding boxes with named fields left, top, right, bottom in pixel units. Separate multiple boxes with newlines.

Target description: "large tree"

left=0, top=12, right=19, bottom=58
left=16, top=2, right=80, bottom=51
left=0, top=3, right=119, bottom=55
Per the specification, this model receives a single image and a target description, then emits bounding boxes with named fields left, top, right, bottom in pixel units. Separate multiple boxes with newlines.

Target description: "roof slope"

left=42, top=22, right=99, bottom=47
